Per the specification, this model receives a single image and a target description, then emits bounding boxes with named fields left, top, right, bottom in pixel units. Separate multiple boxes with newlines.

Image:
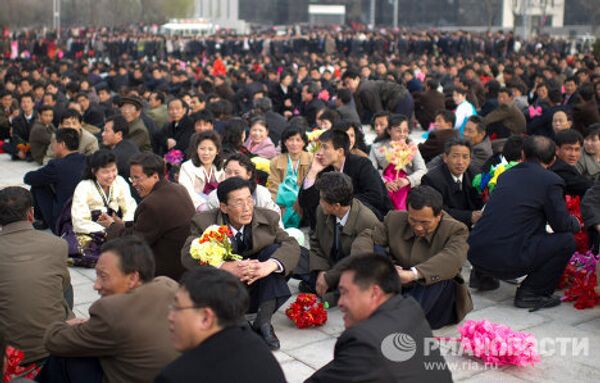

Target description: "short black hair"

left=435, top=110, right=456, bottom=127
left=0, top=186, right=33, bottom=225
left=129, top=152, right=165, bottom=179
left=318, top=109, right=340, bottom=125
left=336, top=253, right=401, bottom=294
left=407, top=185, right=443, bottom=216
left=151, top=91, right=166, bottom=104
left=316, top=172, right=354, bottom=206
left=498, top=87, right=512, bottom=97
left=341, top=69, right=360, bottom=81
left=56, top=128, right=80, bottom=151
left=60, top=108, right=83, bottom=124
left=388, top=114, right=408, bottom=129
left=555, top=129, right=584, bottom=147
left=444, top=137, right=472, bottom=155
left=179, top=267, right=249, bottom=328
left=280, top=125, right=308, bottom=153
left=192, top=109, right=214, bottom=125
left=19, top=92, right=34, bottom=103
left=101, top=236, right=155, bottom=283
left=83, top=149, right=117, bottom=180
left=189, top=131, right=222, bottom=169
left=253, top=97, right=273, bottom=113
left=502, top=135, right=525, bottom=162
left=217, top=177, right=251, bottom=204
left=585, top=123, right=600, bottom=139
left=106, top=114, right=129, bottom=137
left=39, top=104, right=54, bottom=114
left=336, top=88, right=353, bottom=104
left=467, top=115, right=486, bottom=134
left=523, top=135, right=556, bottom=165
left=319, top=129, right=350, bottom=156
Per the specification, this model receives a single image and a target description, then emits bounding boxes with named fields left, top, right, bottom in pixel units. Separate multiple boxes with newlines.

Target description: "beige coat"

left=43, top=128, right=99, bottom=164
left=268, top=151, right=312, bottom=202
left=351, top=211, right=473, bottom=322
left=44, top=277, right=179, bottom=383
left=0, top=221, right=72, bottom=363
left=181, top=208, right=300, bottom=276
left=309, top=199, right=380, bottom=286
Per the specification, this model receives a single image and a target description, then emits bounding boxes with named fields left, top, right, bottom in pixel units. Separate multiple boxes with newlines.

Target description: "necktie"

left=234, top=232, right=245, bottom=254
left=455, top=179, right=462, bottom=192
left=331, top=222, right=344, bottom=262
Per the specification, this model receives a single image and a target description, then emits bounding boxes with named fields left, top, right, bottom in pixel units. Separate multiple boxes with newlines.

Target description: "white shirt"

left=336, top=208, right=351, bottom=227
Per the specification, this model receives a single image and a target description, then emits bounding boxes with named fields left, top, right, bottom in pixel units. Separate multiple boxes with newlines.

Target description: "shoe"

left=298, top=281, right=316, bottom=294
left=469, top=269, right=500, bottom=291
left=254, top=323, right=280, bottom=350
left=33, top=220, right=49, bottom=230
left=514, top=289, right=561, bottom=311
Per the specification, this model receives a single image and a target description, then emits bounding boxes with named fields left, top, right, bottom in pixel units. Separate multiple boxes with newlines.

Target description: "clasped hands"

left=221, top=259, right=278, bottom=285
left=385, top=177, right=410, bottom=192
left=97, top=212, right=123, bottom=228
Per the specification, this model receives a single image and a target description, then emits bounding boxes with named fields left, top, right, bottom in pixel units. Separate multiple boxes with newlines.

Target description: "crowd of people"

left=1, top=24, right=600, bottom=382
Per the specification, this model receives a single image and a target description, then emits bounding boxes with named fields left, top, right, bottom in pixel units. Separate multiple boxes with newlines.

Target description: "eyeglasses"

left=128, top=175, right=147, bottom=184
left=168, top=304, right=199, bottom=312
left=228, top=197, right=255, bottom=210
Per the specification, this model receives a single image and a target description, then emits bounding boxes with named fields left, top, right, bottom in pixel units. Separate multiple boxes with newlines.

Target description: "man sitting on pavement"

left=181, top=177, right=300, bottom=350
left=305, top=254, right=452, bottom=383
left=156, top=267, right=286, bottom=383
left=351, top=185, right=473, bottom=329
left=39, top=236, right=179, bottom=383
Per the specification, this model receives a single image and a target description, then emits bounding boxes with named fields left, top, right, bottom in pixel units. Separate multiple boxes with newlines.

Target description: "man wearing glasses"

left=39, top=236, right=178, bottom=383
left=156, top=268, right=286, bottom=383
left=100, top=152, right=195, bottom=280
left=181, top=177, right=300, bottom=350
left=351, top=185, right=472, bottom=330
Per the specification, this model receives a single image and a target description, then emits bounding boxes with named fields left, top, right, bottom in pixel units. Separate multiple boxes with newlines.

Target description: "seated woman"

left=268, top=126, right=312, bottom=228
left=577, top=124, right=600, bottom=181
left=244, top=117, right=277, bottom=159
left=70, top=150, right=137, bottom=267
left=207, top=153, right=281, bottom=222
left=221, top=117, right=252, bottom=159
left=333, top=120, right=369, bottom=158
left=369, top=114, right=426, bottom=210
left=179, top=131, right=225, bottom=211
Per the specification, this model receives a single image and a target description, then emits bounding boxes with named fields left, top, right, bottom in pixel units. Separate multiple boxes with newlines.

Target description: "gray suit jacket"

left=0, top=221, right=72, bottom=363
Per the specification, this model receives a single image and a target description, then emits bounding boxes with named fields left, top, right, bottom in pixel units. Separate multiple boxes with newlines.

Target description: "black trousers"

left=35, top=356, right=103, bottom=383
left=475, top=232, right=576, bottom=296
left=30, top=185, right=58, bottom=234
left=403, top=280, right=457, bottom=330
left=247, top=244, right=291, bottom=313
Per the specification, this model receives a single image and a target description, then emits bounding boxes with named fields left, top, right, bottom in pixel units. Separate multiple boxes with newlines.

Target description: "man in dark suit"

left=23, top=128, right=86, bottom=232
left=414, top=79, right=446, bottom=131
left=101, top=115, right=140, bottom=180
left=298, top=130, right=392, bottom=229
left=582, top=181, right=600, bottom=254
left=422, top=138, right=484, bottom=229
left=0, top=187, right=73, bottom=366
left=299, top=82, right=326, bottom=128
left=39, top=236, right=179, bottom=383
left=468, top=136, right=580, bottom=310
left=419, top=110, right=459, bottom=163
left=6, top=92, right=37, bottom=160
left=155, top=268, right=286, bottom=383
left=550, top=129, right=593, bottom=197
left=103, top=153, right=195, bottom=280
left=76, top=92, right=104, bottom=132
left=462, top=116, right=493, bottom=173
left=162, top=97, right=194, bottom=155
left=298, top=172, right=380, bottom=299
left=305, top=254, right=452, bottom=383
left=335, top=88, right=361, bottom=126
left=180, top=177, right=300, bottom=350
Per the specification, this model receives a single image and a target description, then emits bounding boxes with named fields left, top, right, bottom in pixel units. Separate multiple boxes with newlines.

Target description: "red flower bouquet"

left=285, top=293, right=328, bottom=329
left=3, top=346, right=40, bottom=382
left=559, top=251, right=600, bottom=310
